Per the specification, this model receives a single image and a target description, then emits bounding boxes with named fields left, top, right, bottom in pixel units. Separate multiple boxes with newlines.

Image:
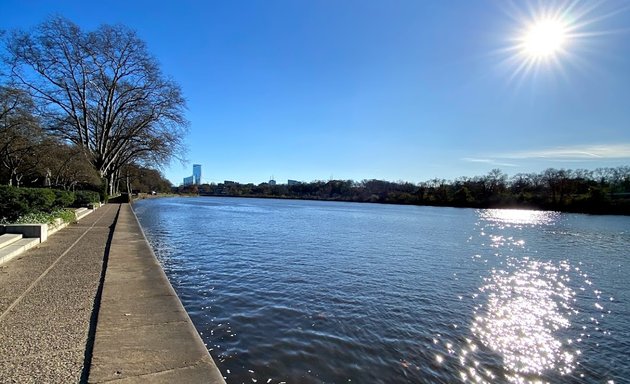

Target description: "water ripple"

left=135, top=198, right=629, bottom=384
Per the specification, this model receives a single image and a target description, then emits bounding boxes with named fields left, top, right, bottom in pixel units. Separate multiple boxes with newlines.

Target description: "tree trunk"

left=108, top=173, right=115, bottom=197
left=15, top=173, right=23, bottom=188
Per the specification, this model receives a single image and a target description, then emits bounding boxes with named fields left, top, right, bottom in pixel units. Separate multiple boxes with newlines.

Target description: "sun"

left=497, top=2, right=595, bottom=81
left=521, top=18, right=568, bottom=59
left=498, top=1, right=624, bottom=84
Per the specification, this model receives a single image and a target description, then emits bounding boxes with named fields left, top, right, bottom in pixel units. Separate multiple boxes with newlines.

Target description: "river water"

left=133, top=197, right=630, bottom=384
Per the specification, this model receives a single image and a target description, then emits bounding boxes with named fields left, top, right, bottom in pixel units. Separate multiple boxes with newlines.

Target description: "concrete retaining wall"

left=3, top=224, right=48, bottom=242
left=88, top=203, right=225, bottom=383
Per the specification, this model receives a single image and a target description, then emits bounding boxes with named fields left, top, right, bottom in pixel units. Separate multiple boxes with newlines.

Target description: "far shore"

left=135, top=192, right=630, bottom=216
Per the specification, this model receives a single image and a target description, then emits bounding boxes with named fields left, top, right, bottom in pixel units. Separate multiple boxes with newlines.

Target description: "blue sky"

left=2, top=0, right=630, bottom=185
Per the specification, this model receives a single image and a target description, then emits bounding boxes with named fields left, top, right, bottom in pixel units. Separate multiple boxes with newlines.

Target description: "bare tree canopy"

left=4, top=17, right=187, bottom=193
left=0, top=86, right=43, bottom=186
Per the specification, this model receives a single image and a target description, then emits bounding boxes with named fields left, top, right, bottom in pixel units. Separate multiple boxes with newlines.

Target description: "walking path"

left=0, top=203, right=224, bottom=383
left=88, top=204, right=225, bottom=384
left=0, top=203, right=119, bottom=383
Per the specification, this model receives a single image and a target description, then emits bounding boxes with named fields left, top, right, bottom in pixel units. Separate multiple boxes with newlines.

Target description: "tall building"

left=193, top=164, right=202, bottom=185
left=182, top=164, right=202, bottom=186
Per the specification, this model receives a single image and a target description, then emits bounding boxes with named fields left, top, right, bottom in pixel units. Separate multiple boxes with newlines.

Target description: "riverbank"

left=0, top=203, right=224, bottom=383
left=193, top=192, right=630, bottom=216
left=176, top=166, right=630, bottom=216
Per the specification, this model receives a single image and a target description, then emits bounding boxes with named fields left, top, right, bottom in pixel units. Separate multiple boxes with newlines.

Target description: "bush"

left=14, top=208, right=76, bottom=225
left=54, top=189, right=76, bottom=208
left=57, top=208, right=77, bottom=223
left=0, top=186, right=28, bottom=222
left=0, top=186, right=78, bottom=223
left=21, top=188, right=56, bottom=212
left=74, top=190, right=101, bottom=206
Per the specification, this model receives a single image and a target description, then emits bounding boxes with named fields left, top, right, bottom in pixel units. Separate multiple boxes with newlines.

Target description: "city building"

left=193, top=164, right=202, bottom=185
left=182, top=164, right=202, bottom=186
left=269, top=179, right=276, bottom=186
left=288, top=179, right=299, bottom=186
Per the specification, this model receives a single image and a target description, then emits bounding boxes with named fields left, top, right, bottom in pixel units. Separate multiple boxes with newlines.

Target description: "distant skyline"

left=2, top=0, right=630, bottom=185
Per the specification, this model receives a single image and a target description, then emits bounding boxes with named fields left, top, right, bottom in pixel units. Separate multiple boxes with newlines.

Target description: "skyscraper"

left=193, top=164, right=202, bottom=185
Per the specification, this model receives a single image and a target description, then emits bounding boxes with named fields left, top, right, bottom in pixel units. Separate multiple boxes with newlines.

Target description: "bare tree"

left=45, top=140, right=101, bottom=190
left=4, top=17, right=187, bottom=195
left=0, top=86, right=44, bottom=186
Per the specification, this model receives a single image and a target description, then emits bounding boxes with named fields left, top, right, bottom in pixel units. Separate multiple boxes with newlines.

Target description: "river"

left=133, top=197, right=630, bottom=384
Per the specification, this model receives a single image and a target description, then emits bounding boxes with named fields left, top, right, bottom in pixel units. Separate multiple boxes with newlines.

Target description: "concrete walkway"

left=0, top=203, right=225, bottom=383
left=0, top=203, right=120, bottom=383
left=88, top=204, right=225, bottom=383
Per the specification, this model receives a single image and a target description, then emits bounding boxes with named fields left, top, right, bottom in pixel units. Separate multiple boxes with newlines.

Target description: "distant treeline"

left=179, top=167, right=630, bottom=215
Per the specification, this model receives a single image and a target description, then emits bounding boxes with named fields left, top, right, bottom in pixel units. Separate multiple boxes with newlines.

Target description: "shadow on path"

left=80, top=203, right=121, bottom=384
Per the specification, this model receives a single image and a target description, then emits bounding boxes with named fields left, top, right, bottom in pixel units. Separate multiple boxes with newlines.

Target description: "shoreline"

left=180, top=193, right=630, bottom=216
left=88, top=203, right=225, bottom=383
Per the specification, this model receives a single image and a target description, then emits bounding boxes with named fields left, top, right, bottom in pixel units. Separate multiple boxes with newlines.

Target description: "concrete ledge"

left=0, top=238, right=40, bottom=265
left=0, top=233, right=22, bottom=248
left=0, top=210, right=92, bottom=266
left=48, top=222, right=70, bottom=237
left=88, top=204, right=225, bottom=384
left=75, top=207, right=94, bottom=221
left=3, top=223, right=48, bottom=242
left=0, top=220, right=69, bottom=266
left=48, top=220, right=69, bottom=237
left=0, top=219, right=68, bottom=241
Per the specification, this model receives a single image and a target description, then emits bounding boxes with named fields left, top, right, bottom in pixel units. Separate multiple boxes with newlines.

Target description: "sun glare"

left=522, top=19, right=568, bottom=59
left=498, top=2, right=600, bottom=81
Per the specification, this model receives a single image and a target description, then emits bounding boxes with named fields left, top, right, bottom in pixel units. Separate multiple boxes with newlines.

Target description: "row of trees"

left=119, top=163, right=173, bottom=194
left=0, top=86, right=100, bottom=188
left=184, top=167, right=630, bottom=214
left=1, top=17, right=183, bottom=195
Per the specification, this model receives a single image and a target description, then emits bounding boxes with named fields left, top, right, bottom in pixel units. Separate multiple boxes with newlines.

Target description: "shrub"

left=0, top=185, right=28, bottom=222
left=74, top=190, right=101, bottom=206
left=57, top=208, right=77, bottom=223
left=53, top=189, right=76, bottom=208
left=14, top=208, right=76, bottom=225
left=21, top=188, right=56, bottom=212
left=0, top=186, right=79, bottom=223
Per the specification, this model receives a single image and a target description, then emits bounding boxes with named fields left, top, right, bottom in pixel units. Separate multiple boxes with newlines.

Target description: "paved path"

left=88, top=204, right=224, bottom=384
left=0, top=203, right=225, bottom=383
left=0, top=203, right=120, bottom=383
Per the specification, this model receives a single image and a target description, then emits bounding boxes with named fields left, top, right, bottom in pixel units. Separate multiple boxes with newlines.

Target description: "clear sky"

left=2, top=0, right=630, bottom=185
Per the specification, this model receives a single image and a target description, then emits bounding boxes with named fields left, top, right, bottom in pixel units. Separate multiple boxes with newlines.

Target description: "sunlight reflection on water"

left=472, top=258, right=576, bottom=381
left=462, top=209, right=610, bottom=384
left=479, top=209, right=560, bottom=227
